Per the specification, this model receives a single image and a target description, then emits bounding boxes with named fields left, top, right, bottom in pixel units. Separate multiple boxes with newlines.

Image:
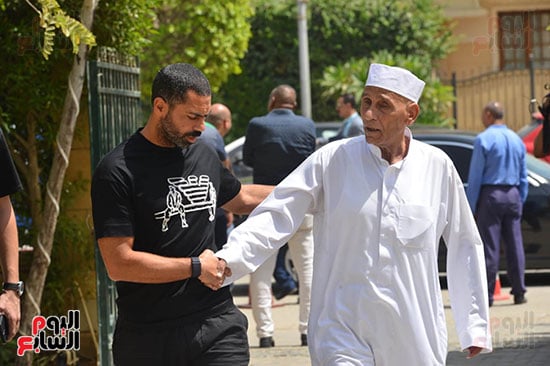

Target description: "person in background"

left=202, top=103, right=233, bottom=170
left=242, top=84, right=316, bottom=348
left=201, top=103, right=234, bottom=247
left=317, top=92, right=364, bottom=146
left=0, top=129, right=24, bottom=342
left=91, top=63, right=272, bottom=365
left=212, top=63, right=492, bottom=365
left=533, top=93, right=550, bottom=158
left=466, top=101, right=528, bottom=306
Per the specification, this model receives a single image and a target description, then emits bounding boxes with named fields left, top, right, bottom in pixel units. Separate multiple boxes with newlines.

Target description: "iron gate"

left=87, top=47, right=142, bottom=366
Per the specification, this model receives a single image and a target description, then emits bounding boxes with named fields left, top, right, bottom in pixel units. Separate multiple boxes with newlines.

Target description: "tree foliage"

left=320, top=51, right=456, bottom=126
left=218, top=0, right=456, bottom=138
left=31, top=0, right=96, bottom=59
left=0, top=3, right=159, bottom=361
left=140, top=0, right=254, bottom=105
left=92, top=0, right=160, bottom=56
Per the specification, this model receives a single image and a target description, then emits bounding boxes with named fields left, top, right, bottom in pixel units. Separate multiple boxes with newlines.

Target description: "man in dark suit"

left=243, top=84, right=316, bottom=347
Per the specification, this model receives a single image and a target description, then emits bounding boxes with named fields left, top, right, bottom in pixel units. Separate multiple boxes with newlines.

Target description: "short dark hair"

left=269, top=84, right=297, bottom=108
left=151, top=63, right=211, bottom=106
left=340, top=93, right=356, bottom=109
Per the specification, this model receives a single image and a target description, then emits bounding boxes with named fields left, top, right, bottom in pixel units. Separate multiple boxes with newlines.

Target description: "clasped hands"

left=197, top=249, right=232, bottom=291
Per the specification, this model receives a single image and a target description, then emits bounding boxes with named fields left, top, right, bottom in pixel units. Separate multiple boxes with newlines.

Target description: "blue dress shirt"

left=466, top=124, right=528, bottom=213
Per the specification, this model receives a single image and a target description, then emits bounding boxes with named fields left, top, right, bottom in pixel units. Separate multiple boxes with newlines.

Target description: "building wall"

left=66, top=104, right=93, bottom=219
left=438, top=12, right=494, bottom=79
left=454, top=69, right=549, bottom=132
left=437, top=0, right=550, bottom=76
left=65, top=105, right=97, bottom=364
left=435, top=0, right=550, bottom=131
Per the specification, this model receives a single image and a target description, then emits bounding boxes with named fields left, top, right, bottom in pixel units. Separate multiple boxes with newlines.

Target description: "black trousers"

left=113, top=305, right=249, bottom=366
left=477, top=185, right=526, bottom=302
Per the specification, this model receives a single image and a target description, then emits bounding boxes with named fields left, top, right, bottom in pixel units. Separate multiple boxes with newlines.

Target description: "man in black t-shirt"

left=0, top=129, right=23, bottom=342
left=91, top=63, right=272, bottom=366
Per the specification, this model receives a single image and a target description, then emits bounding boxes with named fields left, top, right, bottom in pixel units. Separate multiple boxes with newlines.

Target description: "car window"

left=315, top=122, right=340, bottom=139
left=227, top=139, right=253, bottom=184
left=429, top=143, right=472, bottom=184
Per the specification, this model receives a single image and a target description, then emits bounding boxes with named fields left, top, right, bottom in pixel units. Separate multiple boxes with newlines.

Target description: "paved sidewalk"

left=231, top=279, right=550, bottom=365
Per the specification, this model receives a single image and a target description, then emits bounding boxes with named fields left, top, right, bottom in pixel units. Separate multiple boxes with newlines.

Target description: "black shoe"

left=301, top=334, right=308, bottom=346
left=514, top=295, right=527, bottom=305
left=273, top=284, right=298, bottom=300
left=259, top=337, right=274, bottom=348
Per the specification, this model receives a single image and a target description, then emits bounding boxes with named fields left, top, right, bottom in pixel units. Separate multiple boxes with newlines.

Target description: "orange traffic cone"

left=493, top=273, right=510, bottom=301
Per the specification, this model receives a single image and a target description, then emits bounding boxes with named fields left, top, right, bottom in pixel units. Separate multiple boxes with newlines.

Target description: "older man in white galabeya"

left=211, top=63, right=492, bottom=365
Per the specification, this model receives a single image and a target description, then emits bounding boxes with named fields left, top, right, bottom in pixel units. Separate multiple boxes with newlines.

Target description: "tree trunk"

left=16, top=1, right=98, bottom=365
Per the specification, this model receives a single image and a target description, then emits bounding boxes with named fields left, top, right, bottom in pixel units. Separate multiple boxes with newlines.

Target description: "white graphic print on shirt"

left=154, top=175, right=216, bottom=232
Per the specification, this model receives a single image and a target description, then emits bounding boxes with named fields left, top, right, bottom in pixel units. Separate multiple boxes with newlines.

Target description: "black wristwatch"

left=3, top=281, right=24, bottom=297
left=191, top=257, right=201, bottom=278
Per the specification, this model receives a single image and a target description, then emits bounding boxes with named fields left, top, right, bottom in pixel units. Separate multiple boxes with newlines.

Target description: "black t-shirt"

left=91, top=130, right=241, bottom=324
left=0, top=129, right=22, bottom=197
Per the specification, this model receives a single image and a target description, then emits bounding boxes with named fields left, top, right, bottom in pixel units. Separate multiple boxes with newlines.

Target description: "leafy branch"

left=25, top=0, right=96, bottom=59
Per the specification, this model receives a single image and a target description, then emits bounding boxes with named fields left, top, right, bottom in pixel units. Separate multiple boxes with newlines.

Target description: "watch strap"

left=191, top=257, right=201, bottom=278
left=3, top=281, right=24, bottom=296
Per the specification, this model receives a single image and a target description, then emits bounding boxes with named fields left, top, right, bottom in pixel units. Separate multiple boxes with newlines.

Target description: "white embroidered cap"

left=365, top=63, right=425, bottom=103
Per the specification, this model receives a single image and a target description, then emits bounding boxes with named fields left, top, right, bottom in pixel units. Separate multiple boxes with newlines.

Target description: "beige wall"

left=65, top=106, right=97, bottom=363
left=438, top=0, right=550, bottom=77
left=435, top=0, right=550, bottom=131
left=454, top=69, right=550, bottom=132
left=438, top=16, right=493, bottom=80
left=66, top=105, right=93, bottom=218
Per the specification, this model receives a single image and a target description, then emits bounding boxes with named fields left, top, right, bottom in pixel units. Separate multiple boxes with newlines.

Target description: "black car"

left=414, top=130, right=550, bottom=272
left=227, top=129, right=550, bottom=272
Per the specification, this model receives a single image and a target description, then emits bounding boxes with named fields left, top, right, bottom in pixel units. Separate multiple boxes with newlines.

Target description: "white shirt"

left=217, top=131, right=492, bottom=365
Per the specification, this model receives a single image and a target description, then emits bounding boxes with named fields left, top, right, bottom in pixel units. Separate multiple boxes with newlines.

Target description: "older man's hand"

left=198, top=249, right=230, bottom=290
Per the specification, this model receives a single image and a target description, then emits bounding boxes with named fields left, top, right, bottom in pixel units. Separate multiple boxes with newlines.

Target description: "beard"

left=159, top=112, right=201, bottom=148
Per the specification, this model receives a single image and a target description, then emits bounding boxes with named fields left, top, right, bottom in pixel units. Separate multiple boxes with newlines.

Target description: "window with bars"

left=499, top=10, right=550, bottom=70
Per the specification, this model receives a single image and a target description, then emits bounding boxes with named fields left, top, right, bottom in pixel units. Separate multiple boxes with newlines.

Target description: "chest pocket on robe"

left=396, top=204, right=435, bottom=248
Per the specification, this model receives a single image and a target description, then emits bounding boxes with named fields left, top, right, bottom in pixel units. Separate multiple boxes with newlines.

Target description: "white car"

left=226, top=122, right=341, bottom=185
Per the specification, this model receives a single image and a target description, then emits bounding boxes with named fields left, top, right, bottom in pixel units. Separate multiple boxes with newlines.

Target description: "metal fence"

left=446, top=68, right=550, bottom=132
left=87, top=47, right=142, bottom=366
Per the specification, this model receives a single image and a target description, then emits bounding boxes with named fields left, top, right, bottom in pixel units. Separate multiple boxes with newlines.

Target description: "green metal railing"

left=87, top=47, right=142, bottom=366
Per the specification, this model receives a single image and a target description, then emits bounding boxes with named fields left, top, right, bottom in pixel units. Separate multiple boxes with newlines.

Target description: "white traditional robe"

left=217, top=131, right=492, bottom=365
